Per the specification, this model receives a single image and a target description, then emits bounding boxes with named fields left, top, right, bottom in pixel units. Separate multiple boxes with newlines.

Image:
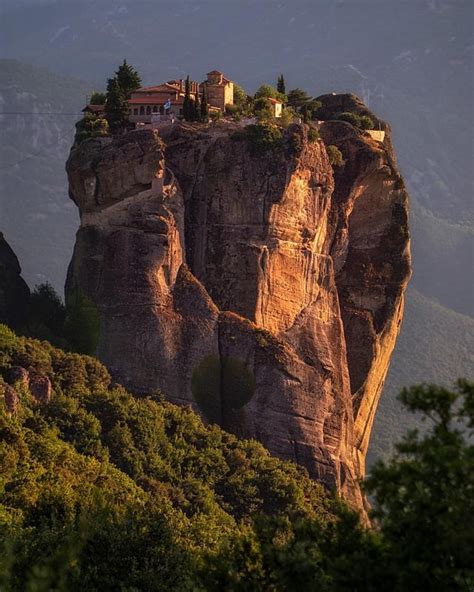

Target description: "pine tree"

left=105, top=77, right=129, bottom=134
left=115, top=59, right=141, bottom=99
left=277, top=74, right=286, bottom=95
left=201, top=87, right=209, bottom=122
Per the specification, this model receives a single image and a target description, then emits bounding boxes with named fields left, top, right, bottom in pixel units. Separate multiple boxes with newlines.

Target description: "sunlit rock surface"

left=66, top=104, right=411, bottom=510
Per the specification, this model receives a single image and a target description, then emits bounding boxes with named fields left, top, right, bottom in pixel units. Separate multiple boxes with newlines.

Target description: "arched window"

left=159, top=106, right=165, bottom=115
left=152, top=106, right=158, bottom=113
left=133, top=108, right=138, bottom=115
left=140, top=106, right=145, bottom=115
left=146, top=106, right=151, bottom=115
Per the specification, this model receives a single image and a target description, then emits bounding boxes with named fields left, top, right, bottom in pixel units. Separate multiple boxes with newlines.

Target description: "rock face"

left=66, top=104, right=411, bottom=509
left=0, top=232, right=30, bottom=330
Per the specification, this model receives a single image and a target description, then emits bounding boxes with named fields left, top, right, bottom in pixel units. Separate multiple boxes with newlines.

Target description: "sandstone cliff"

left=66, top=102, right=411, bottom=509
left=0, top=232, right=30, bottom=330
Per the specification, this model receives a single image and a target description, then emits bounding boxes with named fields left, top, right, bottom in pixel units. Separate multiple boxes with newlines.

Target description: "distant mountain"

left=369, top=286, right=474, bottom=464
left=0, top=60, right=92, bottom=291
left=0, top=0, right=472, bottom=460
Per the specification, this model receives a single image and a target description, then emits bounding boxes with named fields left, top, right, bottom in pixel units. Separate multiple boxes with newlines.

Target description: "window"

left=133, top=108, right=138, bottom=115
left=146, top=106, right=151, bottom=114
left=153, top=106, right=158, bottom=113
left=140, top=106, right=145, bottom=115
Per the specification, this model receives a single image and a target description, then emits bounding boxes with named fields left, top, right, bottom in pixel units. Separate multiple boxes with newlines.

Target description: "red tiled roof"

left=128, top=96, right=184, bottom=105
left=134, top=83, right=179, bottom=93
left=266, top=97, right=283, bottom=104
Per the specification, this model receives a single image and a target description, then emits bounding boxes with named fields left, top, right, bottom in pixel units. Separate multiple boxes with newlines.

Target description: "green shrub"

left=244, top=123, right=283, bottom=155
left=307, top=126, right=320, bottom=143
left=287, top=131, right=304, bottom=155
left=327, top=145, right=345, bottom=167
left=335, top=111, right=361, bottom=127
left=359, top=115, right=374, bottom=130
left=74, top=113, right=109, bottom=146
left=335, top=111, right=374, bottom=131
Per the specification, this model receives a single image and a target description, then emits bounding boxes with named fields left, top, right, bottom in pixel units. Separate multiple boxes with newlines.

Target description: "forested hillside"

left=1, top=326, right=472, bottom=590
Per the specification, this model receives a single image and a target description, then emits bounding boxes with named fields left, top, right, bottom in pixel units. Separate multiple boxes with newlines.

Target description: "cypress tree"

left=194, top=91, right=200, bottom=122
left=277, top=74, right=286, bottom=95
left=201, top=87, right=209, bottom=122
left=105, top=77, right=129, bottom=134
left=183, top=75, right=192, bottom=121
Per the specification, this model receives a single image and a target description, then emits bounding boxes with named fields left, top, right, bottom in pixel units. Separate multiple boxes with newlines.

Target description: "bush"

left=335, top=111, right=361, bottom=126
left=335, top=111, right=374, bottom=131
left=287, top=131, right=304, bottom=155
left=307, top=126, right=320, bottom=143
left=359, top=115, right=374, bottom=130
left=327, top=145, right=344, bottom=167
left=244, top=123, right=283, bottom=155
left=253, top=97, right=274, bottom=122
left=74, top=113, right=109, bottom=146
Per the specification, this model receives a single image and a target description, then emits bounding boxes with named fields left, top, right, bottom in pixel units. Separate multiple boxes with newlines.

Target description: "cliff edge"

left=66, top=101, right=411, bottom=509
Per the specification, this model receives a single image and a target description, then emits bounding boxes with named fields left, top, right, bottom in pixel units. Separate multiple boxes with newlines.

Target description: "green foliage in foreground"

left=0, top=326, right=342, bottom=590
left=0, top=326, right=472, bottom=591
left=365, top=380, right=474, bottom=591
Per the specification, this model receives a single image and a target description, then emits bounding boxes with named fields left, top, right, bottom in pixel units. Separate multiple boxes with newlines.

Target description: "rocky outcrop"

left=29, top=371, right=52, bottom=404
left=0, top=232, right=30, bottom=330
left=66, top=105, right=411, bottom=510
left=1, top=383, right=19, bottom=415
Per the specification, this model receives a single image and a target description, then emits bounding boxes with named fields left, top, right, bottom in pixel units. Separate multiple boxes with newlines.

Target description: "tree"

left=200, top=87, right=209, bottom=122
left=64, top=289, right=100, bottom=355
left=194, top=91, right=200, bottom=122
left=287, top=88, right=312, bottom=110
left=104, top=77, right=129, bottom=134
left=286, top=89, right=321, bottom=122
left=28, top=283, right=65, bottom=338
left=277, top=74, right=286, bottom=95
left=115, top=59, right=141, bottom=99
left=233, top=83, right=247, bottom=106
left=254, top=84, right=285, bottom=103
left=253, top=97, right=274, bottom=122
left=90, top=91, right=106, bottom=105
left=365, top=380, right=474, bottom=592
left=183, top=75, right=193, bottom=121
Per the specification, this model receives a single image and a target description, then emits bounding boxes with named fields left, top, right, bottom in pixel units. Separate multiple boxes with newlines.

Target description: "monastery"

left=128, top=70, right=234, bottom=124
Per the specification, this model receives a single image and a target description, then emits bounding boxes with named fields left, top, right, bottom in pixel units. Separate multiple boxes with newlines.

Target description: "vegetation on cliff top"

left=0, top=325, right=472, bottom=591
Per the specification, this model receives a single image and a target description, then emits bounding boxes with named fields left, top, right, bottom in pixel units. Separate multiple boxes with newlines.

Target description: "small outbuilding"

left=266, top=97, right=283, bottom=118
left=82, top=104, right=105, bottom=116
